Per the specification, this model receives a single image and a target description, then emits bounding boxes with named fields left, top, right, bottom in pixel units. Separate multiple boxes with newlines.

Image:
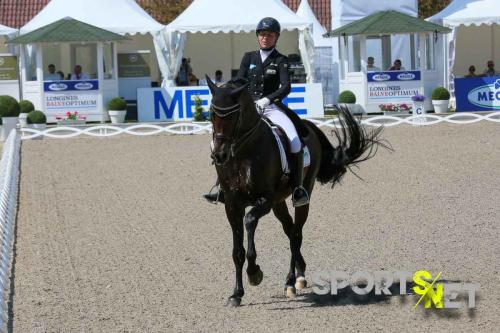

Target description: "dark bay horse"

left=207, top=77, right=384, bottom=307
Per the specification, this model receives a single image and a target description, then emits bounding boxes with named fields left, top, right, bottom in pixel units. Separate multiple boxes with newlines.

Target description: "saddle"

left=262, top=117, right=310, bottom=174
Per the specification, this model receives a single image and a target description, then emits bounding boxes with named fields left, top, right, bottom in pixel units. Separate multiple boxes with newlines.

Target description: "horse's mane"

left=220, top=78, right=248, bottom=90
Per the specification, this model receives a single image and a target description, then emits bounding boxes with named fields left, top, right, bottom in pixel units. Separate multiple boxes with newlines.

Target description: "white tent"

left=429, top=0, right=500, bottom=81
left=296, top=0, right=330, bottom=47
left=0, top=24, right=16, bottom=36
left=19, top=0, right=168, bottom=83
left=163, top=0, right=314, bottom=86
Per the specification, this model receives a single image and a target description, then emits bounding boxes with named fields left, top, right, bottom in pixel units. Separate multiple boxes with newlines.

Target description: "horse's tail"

left=305, top=106, right=388, bottom=187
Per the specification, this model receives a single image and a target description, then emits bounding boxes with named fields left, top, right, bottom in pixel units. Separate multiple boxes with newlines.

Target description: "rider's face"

left=258, top=31, right=278, bottom=49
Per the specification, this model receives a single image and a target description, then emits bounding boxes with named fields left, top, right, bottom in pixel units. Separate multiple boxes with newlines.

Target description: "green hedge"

left=0, top=95, right=20, bottom=117
left=431, top=87, right=450, bottom=100
left=337, top=90, right=356, bottom=104
left=27, top=110, right=47, bottom=124
left=107, top=97, right=127, bottom=111
left=19, top=100, right=35, bottom=114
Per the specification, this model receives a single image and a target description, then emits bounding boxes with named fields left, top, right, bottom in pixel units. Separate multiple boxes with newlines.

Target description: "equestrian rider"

left=204, top=17, right=309, bottom=207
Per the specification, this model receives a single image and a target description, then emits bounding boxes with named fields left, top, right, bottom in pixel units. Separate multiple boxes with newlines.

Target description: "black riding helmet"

left=256, top=17, right=281, bottom=35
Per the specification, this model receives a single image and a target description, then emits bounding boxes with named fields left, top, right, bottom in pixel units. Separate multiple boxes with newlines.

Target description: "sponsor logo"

left=129, top=54, right=139, bottom=63
left=74, top=82, right=94, bottom=90
left=397, top=73, right=416, bottom=81
left=372, top=74, right=391, bottom=82
left=48, top=83, right=68, bottom=91
left=467, top=79, right=500, bottom=109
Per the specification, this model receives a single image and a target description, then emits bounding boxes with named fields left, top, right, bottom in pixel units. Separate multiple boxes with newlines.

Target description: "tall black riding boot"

left=291, top=149, right=309, bottom=207
left=203, top=179, right=225, bottom=204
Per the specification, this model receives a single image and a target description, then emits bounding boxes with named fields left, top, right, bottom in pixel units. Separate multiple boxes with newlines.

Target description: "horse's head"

left=206, top=75, right=255, bottom=165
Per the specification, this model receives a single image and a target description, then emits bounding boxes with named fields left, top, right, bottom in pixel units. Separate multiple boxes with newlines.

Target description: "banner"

left=455, top=77, right=500, bottom=112
left=118, top=52, right=151, bottom=78
left=367, top=71, right=422, bottom=104
left=0, top=55, right=18, bottom=80
left=137, top=83, right=324, bottom=122
left=43, top=80, right=99, bottom=114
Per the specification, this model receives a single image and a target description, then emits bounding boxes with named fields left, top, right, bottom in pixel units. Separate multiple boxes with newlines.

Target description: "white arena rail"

left=18, top=112, right=500, bottom=139
left=0, top=130, right=21, bottom=332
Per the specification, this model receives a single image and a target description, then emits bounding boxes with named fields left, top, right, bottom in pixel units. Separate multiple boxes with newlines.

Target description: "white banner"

left=137, top=83, right=324, bottom=122
left=367, top=71, right=422, bottom=105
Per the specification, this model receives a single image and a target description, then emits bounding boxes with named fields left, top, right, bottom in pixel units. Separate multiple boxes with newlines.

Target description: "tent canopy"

left=10, top=18, right=127, bottom=44
left=296, top=0, right=330, bottom=47
left=21, top=0, right=164, bottom=35
left=428, top=0, right=500, bottom=27
left=328, top=10, right=451, bottom=37
left=162, top=0, right=315, bottom=86
left=166, top=0, right=311, bottom=33
left=0, top=23, right=16, bottom=36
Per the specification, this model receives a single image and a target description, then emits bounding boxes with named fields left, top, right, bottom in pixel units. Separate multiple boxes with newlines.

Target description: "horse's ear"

left=206, top=75, right=217, bottom=94
left=230, top=82, right=249, bottom=98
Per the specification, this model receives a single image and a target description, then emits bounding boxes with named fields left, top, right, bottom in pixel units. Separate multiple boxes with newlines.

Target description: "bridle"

left=210, top=102, right=262, bottom=163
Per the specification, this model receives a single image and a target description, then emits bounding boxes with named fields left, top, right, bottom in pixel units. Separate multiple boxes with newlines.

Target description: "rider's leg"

left=203, top=178, right=225, bottom=203
left=264, top=107, right=309, bottom=207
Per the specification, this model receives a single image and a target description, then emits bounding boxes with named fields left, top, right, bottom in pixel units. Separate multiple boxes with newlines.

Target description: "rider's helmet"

left=256, top=17, right=281, bottom=35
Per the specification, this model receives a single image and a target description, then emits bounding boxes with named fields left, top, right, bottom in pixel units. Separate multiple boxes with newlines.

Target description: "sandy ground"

left=10, top=122, right=500, bottom=332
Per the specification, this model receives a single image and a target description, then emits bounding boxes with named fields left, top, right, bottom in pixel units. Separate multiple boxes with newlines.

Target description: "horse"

left=206, top=76, right=385, bottom=307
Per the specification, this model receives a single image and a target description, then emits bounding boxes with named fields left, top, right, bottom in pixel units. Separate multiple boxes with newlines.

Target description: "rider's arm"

left=266, top=57, right=291, bottom=103
left=236, top=52, right=250, bottom=80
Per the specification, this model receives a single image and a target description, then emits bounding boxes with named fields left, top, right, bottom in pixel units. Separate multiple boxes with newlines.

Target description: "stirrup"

left=203, top=184, right=223, bottom=204
left=292, top=186, right=309, bottom=207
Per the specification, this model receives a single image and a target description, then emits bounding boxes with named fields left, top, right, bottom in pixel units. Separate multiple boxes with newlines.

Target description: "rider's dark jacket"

left=237, top=49, right=291, bottom=104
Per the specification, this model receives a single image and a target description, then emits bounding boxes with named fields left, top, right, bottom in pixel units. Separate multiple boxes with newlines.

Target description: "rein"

left=210, top=102, right=262, bottom=160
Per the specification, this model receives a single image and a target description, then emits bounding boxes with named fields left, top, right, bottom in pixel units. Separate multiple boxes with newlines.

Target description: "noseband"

left=210, top=102, right=262, bottom=163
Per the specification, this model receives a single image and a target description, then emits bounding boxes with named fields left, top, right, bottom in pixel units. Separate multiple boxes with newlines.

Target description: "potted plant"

left=107, top=97, right=127, bottom=124
left=0, top=95, right=20, bottom=140
left=411, top=94, right=426, bottom=115
left=431, top=87, right=450, bottom=114
left=27, top=110, right=47, bottom=140
left=337, top=90, right=357, bottom=114
left=56, top=111, right=86, bottom=125
left=19, top=100, right=35, bottom=127
left=379, top=103, right=411, bottom=115
left=193, top=95, right=207, bottom=121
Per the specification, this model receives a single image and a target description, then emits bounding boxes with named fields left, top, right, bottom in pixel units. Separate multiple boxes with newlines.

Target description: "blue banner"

left=455, top=77, right=500, bottom=112
left=367, top=71, right=421, bottom=83
left=43, top=80, right=99, bottom=92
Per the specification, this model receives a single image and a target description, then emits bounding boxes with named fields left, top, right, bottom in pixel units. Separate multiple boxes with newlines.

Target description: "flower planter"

left=1, top=117, right=18, bottom=141
left=432, top=100, right=449, bottom=114
left=383, top=111, right=406, bottom=116
left=57, top=119, right=86, bottom=126
left=28, top=123, right=47, bottom=140
left=108, top=110, right=127, bottom=124
left=19, top=113, right=29, bottom=127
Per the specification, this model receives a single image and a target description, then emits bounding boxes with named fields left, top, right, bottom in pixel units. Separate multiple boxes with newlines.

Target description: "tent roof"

left=296, top=0, right=330, bottom=47
left=0, top=23, right=16, bottom=36
left=327, top=10, right=451, bottom=37
left=166, top=0, right=312, bottom=33
left=428, top=0, right=500, bottom=27
left=9, top=18, right=127, bottom=44
left=20, top=0, right=164, bottom=35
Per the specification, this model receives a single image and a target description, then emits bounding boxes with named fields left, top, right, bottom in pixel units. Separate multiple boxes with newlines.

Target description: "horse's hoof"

left=295, top=276, right=307, bottom=290
left=248, top=268, right=264, bottom=286
left=226, top=296, right=242, bottom=307
left=285, top=286, right=296, bottom=299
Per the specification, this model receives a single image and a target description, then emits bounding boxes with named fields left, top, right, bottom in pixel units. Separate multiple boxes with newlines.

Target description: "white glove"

left=255, top=98, right=270, bottom=113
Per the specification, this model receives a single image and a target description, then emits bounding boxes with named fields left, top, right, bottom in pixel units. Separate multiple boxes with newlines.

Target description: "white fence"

left=17, top=112, right=500, bottom=140
left=0, top=130, right=21, bottom=332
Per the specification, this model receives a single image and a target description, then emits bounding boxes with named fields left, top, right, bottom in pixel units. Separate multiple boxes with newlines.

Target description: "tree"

left=418, top=0, right=452, bottom=18
left=138, top=0, right=192, bottom=24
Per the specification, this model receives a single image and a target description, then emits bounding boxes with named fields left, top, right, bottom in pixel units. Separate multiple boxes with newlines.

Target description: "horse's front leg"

left=245, top=197, right=272, bottom=287
left=225, top=202, right=246, bottom=307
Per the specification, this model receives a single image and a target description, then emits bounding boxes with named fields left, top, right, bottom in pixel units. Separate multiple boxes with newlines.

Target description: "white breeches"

left=262, top=105, right=302, bottom=153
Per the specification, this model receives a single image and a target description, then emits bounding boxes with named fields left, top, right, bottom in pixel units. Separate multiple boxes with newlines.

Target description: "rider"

left=204, top=17, right=309, bottom=207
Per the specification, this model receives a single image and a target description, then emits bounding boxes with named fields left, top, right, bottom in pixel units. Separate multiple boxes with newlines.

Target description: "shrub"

left=19, top=100, right=35, bottom=113
left=337, top=90, right=356, bottom=104
left=193, top=95, right=207, bottom=121
left=27, top=110, right=47, bottom=124
left=107, top=97, right=127, bottom=110
left=431, top=87, right=450, bottom=100
left=0, top=95, right=20, bottom=117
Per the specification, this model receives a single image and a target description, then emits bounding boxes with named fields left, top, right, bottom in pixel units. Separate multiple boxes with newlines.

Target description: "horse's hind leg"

left=245, top=198, right=272, bottom=287
left=293, top=204, right=309, bottom=291
left=273, top=201, right=298, bottom=298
